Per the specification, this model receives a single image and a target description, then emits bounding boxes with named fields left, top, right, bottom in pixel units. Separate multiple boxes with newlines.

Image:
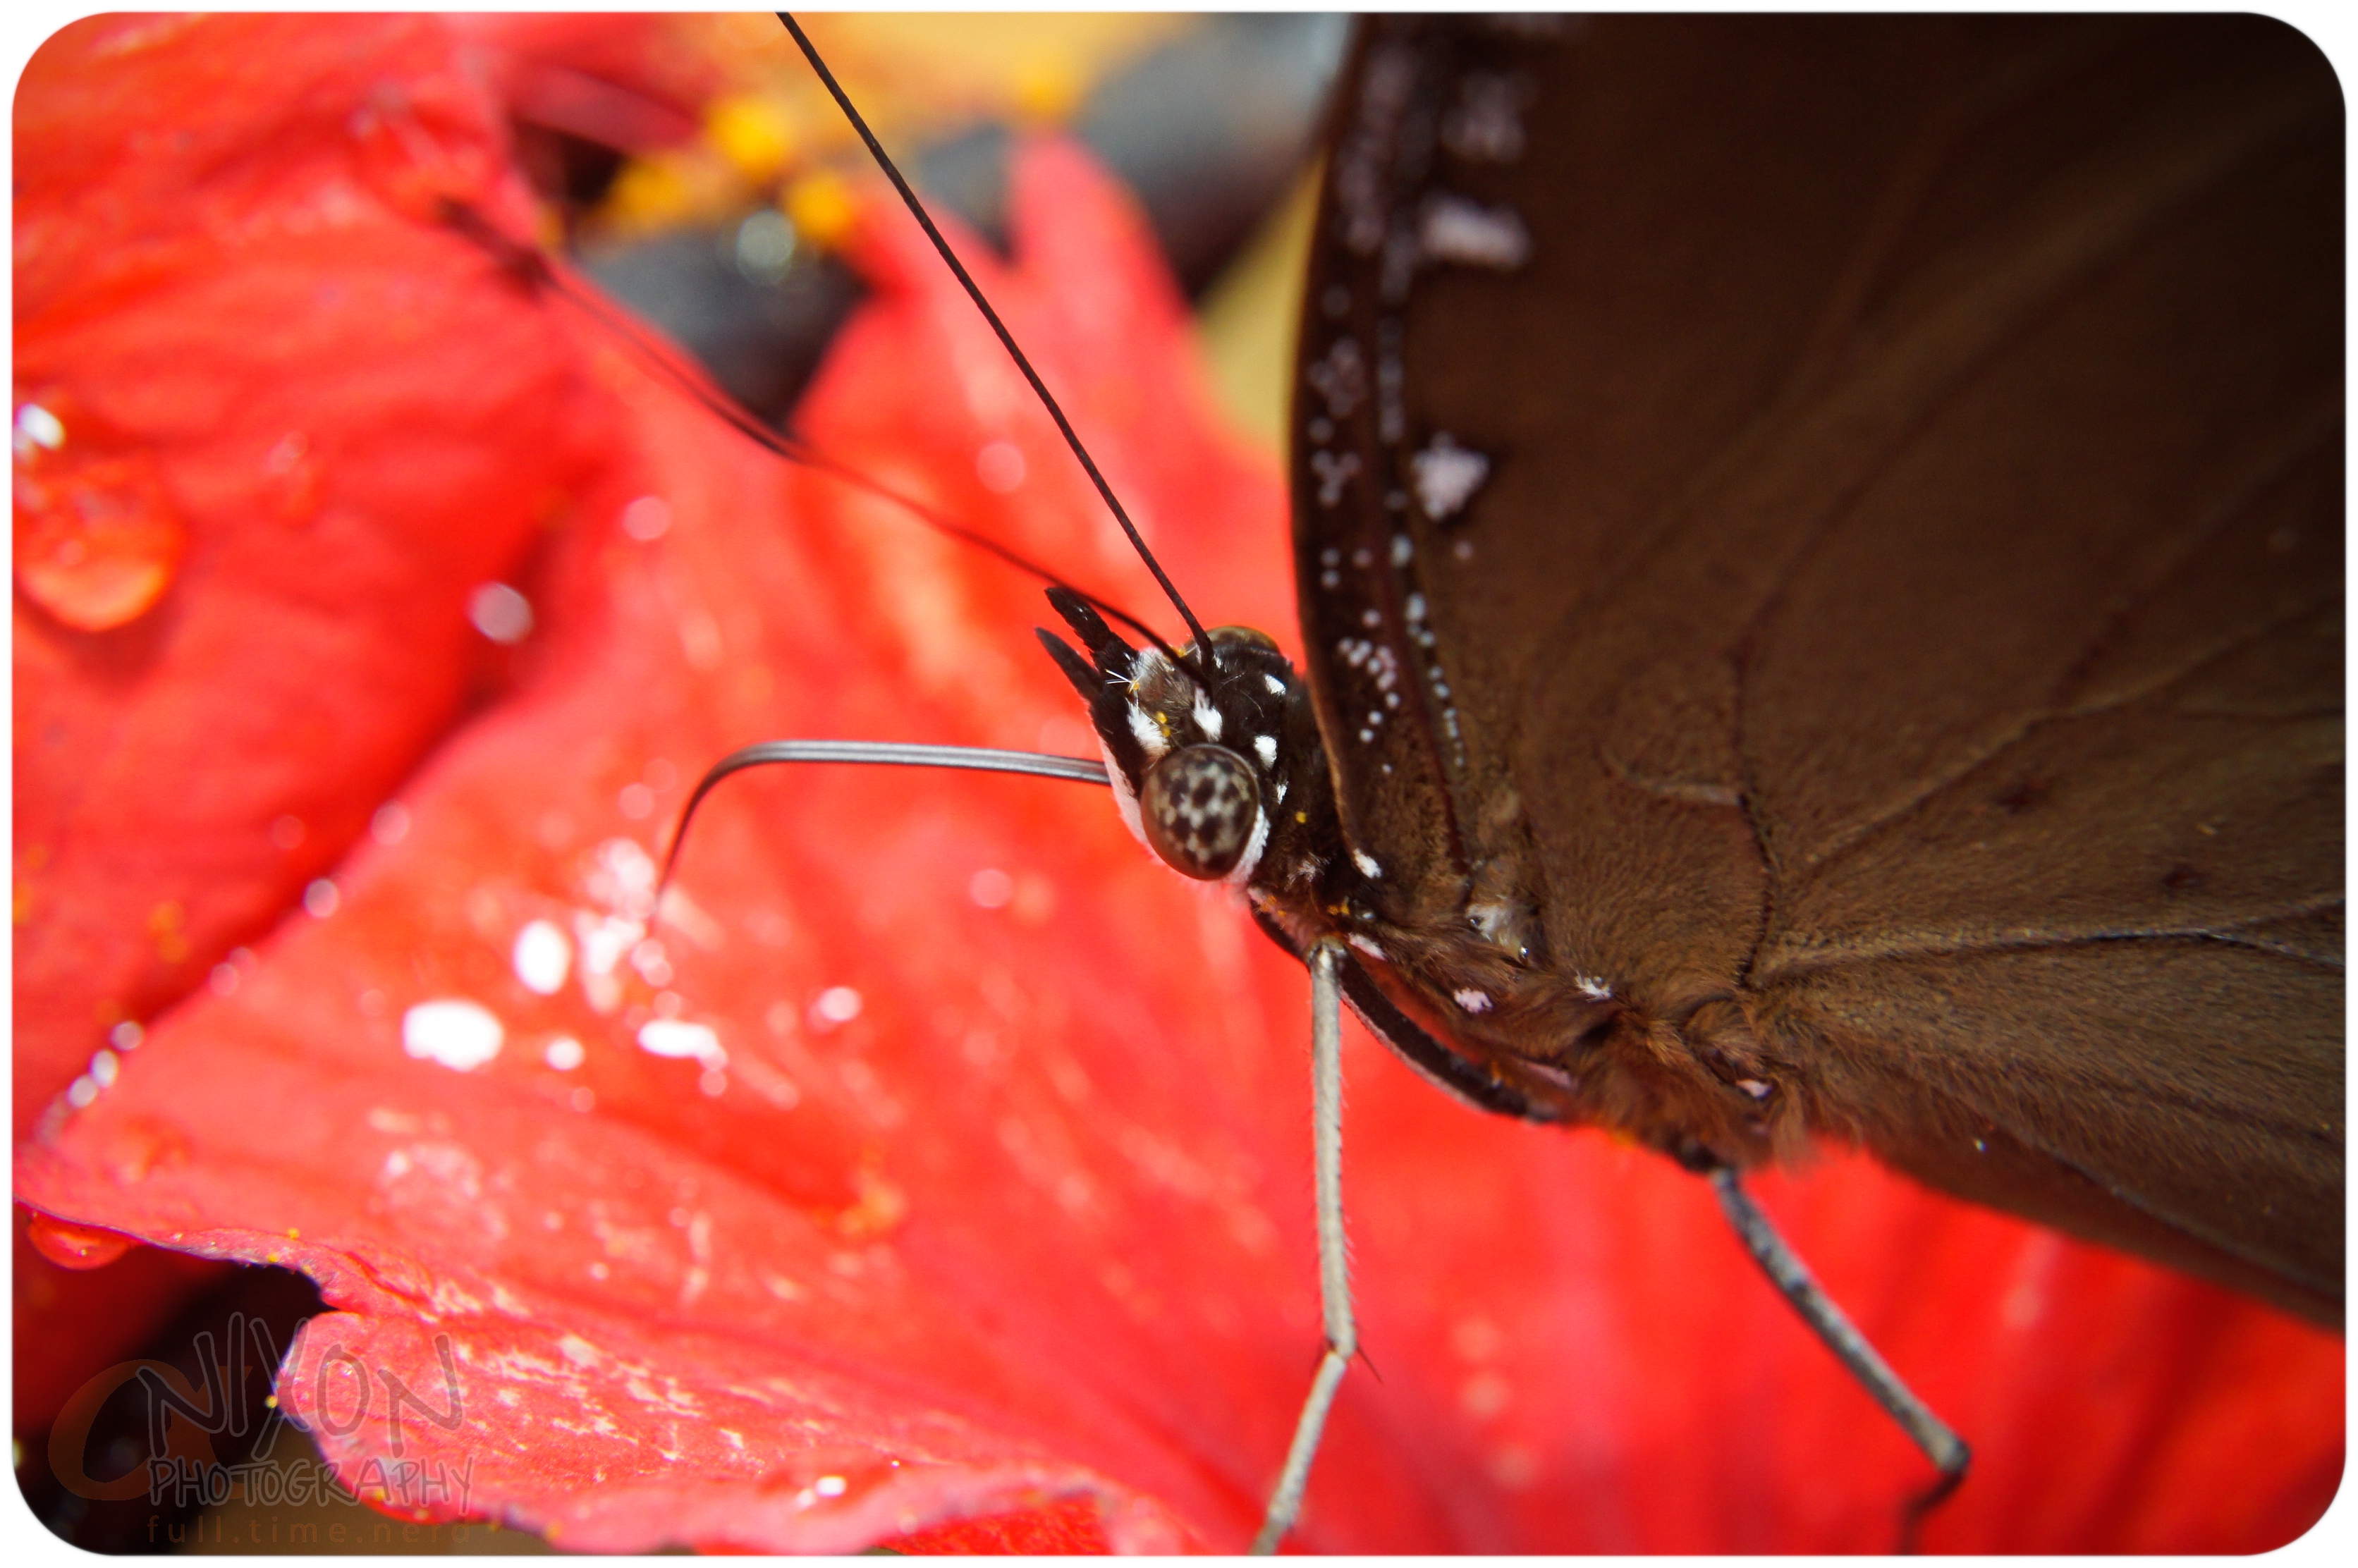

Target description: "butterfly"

left=646, top=9, right=2344, bottom=1550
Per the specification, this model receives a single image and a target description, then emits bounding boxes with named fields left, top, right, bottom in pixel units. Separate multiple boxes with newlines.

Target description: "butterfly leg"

left=1249, top=938, right=1356, bottom=1553
left=1710, top=1169, right=1971, bottom=1543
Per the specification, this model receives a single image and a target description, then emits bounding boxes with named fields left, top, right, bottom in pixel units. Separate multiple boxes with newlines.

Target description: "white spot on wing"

left=1419, top=192, right=1532, bottom=269
left=1312, top=449, right=1362, bottom=507
left=1443, top=73, right=1534, bottom=163
left=1352, top=850, right=1382, bottom=879
left=1192, top=692, right=1223, bottom=742
left=1306, top=336, right=1367, bottom=417
left=1254, top=734, right=1279, bottom=768
left=1413, top=435, right=1491, bottom=520
left=1453, top=988, right=1493, bottom=1014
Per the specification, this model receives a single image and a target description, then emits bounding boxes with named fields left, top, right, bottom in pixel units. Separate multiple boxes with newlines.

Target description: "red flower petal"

left=16, top=17, right=2341, bottom=1554
left=13, top=13, right=622, bottom=1135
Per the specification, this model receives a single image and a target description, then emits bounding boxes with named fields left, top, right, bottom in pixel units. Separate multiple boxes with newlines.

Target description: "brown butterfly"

left=684, top=11, right=2342, bottom=1550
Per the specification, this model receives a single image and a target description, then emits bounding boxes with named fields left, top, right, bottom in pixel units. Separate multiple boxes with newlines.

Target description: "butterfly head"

left=1036, top=587, right=1309, bottom=886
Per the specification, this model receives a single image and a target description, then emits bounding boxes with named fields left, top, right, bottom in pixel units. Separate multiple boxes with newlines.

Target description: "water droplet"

left=15, top=402, right=66, bottom=453
left=732, top=207, right=798, bottom=284
left=975, top=439, right=1026, bottom=494
left=303, top=878, right=341, bottom=918
left=209, top=963, right=240, bottom=998
left=109, top=1020, right=144, bottom=1051
left=89, top=1048, right=119, bottom=1088
left=26, top=1214, right=134, bottom=1270
left=617, top=782, right=656, bottom=820
left=512, top=919, right=571, bottom=995
left=469, top=582, right=533, bottom=644
left=619, top=495, right=672, bottom=541
left=371, top=801, right=412, bottom=845
left=12, top=443, right=187, bottom=630
left=967, top=867, right=1014, bottom=909
left=813, top=986, right=862, bottom=1025
left=401, top=999, right=505, bottom=1072
left=639, top=1018, right=724, bottom=1068
left=630, top=937, right=673, bottom=987
left=544, top=1036, right=585, bottom=1071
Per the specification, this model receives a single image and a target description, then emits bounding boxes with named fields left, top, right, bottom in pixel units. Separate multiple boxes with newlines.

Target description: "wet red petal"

left=12, top=14, right=624, bottom=1136
left=14, top=18, right=2342, bottom=1555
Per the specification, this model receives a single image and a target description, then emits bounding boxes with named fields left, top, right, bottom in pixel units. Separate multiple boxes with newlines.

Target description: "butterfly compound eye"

left=1140, top=745, right=1261, bottom=880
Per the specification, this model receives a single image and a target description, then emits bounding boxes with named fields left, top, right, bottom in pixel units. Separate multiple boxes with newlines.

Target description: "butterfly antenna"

left=655, top=740, right=1108, bottom=909
left=776, top=11, right=1217, bottom=675
left=435, top=199, right=1169, bottom=652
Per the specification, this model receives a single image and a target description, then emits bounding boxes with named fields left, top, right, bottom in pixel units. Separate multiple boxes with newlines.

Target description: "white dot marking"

left=1413, top=434, right=1491, bottom=521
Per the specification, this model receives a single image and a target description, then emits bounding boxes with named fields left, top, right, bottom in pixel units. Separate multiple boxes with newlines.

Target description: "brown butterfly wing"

left=1295, top=16, right=2342, bottom=1321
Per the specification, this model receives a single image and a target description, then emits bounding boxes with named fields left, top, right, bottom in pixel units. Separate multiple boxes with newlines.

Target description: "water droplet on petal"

left=27, top=1214, right=135, bottom=1270
left=619, top=495, right=672, bottom=541
left=13, top=446, right=187, bottom=630
left=469, top=582, right=533, bottom=644
left=15, top=402, right=66, bottom=454
left=513, top=920, right=571, bottom=994
left=975, top=440, right=1026, bottom=494
left=401, top=999, right=504, bottom=1071
left=640, top=1018, right=724, bottom=1068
